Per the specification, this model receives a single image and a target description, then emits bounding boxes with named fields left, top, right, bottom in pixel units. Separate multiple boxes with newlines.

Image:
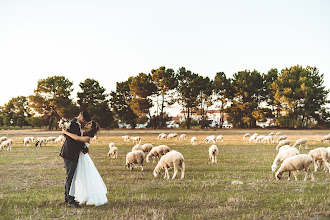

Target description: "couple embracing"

left=59, top=111, right=108, bottom=208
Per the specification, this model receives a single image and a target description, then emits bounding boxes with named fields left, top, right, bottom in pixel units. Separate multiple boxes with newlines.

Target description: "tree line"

left=0, top=65, right=329, bottom=130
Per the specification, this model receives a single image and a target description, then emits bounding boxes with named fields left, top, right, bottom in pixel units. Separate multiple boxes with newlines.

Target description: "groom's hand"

left=82, top=146, right=89, bottom=154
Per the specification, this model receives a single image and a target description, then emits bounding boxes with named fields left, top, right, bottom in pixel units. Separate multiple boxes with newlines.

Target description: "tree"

left=263, top=68, right=279, bottom=126
left=110, top=80, right=138, bottom=128
left=151, top=66, right=177, bottom=128
left=175, top=67, right=201, bottom=129
left=29, top=76, right=78, bottom=130
left=0, top=96, right=31, bottom=127
left=195, top=76, right=213, bottom=128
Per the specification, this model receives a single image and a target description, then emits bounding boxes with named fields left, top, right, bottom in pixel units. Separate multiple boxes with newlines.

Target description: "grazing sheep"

left=54, top=135, right=65, bottom=144
left=125, top=150, right=145, bottom=171
left=277, top=135, right=288, bottom=143
left=271, top=147, right=300, bottom=172
left=24, top=137, right=34, bottom=146
left=268, top=132, right=275, bottom=136
left=0, top=139, right=12, bottom=151
left=275, top=154, right=314, bottom=181
left=153, top=150, right=185, bottom=179
left=243, top=133, right=250, bottom=140
left=122, top=135, right=130, bottom=142
left=107, top=142, right=118, bottom=159
left=209, top=145, right=219, bottom=164
left=146, top=145, right=170, bottom=163
left=249, top=133, right=258, bottom=142
left=256, top=135, right=266, bottom=143
left=158, top=133, right=167, bottom=140
left=216, top=135, right=224, bottom=142
left=275, top=132, right=282, bottom=137
left=46, top=136, right=57, bottom=143
left=262, top=135, right=274, bottom=144
left=131, top=136, right=141, bottom=144
left=321, top=135, right=330, bottom=143
left=278, top=145, right=292, bottom=153
left=204, top=135, right=216, bottom=143
left=167, top=133, right=178, bottom=139
left=35, top=137, right=47, bottom=147
left=190, top=137, right=197, bottom=145
left=132, top=144, right=142, bottom=151
left=179, top=134, right=187, bottom=140
left=292, top=138, right=308, bottom=150
left=276, top=140, right=291, bottom=151
left=141, top=143, right=153, bottom=153
left=308, top=148, right=330, bottom=172
left=0, top=136, right=7, bottom=143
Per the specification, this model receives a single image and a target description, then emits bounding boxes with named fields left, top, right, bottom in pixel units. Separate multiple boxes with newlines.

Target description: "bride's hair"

left=83, top=120, right=100, bottom=137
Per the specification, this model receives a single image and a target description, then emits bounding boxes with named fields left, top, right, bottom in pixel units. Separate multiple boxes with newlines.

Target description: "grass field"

left=0, top=129, right=329, bottom=219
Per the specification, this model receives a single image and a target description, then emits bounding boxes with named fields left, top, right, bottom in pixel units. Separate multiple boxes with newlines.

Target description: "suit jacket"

left=59, top=118, right=85, bottom=162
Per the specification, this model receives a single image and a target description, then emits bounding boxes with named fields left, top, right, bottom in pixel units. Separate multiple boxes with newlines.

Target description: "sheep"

left=122, top=135, right=130, bottom=142
left=132, top=144, right=142, bottom=151
left=268, top=132, right=275, bottom=136
left=275, top=154, right=314, bottom=181
left=276, top=140, right=291, bottom=151
left=261, top=135, right=274, bottom=144
left=277, top=135, right=287, bottom=143
left=292, top=138, right=308, bottom=150
left=308, top=148, right=330, bottom=172
left=167, top=133, right=178, bottom=139
left=158, top=133, right=167, bottom=140
left=24, top=137, right=34, bottom=146
left=107, top=142, right=118, bottom=159
left=209, top=145, right=219, bottom=164
left=275, top=132, right=282, bottom=137
left=278, top=145, right=292, bottom=153
left=35, top=137, right=47, bottom=147
left=179, top=134, right=187, bottom=140
left=216, top=135, right=224, bottom=142
left=243, top=133, right=250, bottom=140
left=204, top=135, right=216, bottom=143
left=271, top=147, right=300, bottom=172
left=0, top=139, right=12, bottom=151
left=256, top=135, right=266, bottom=143
left=146, top=145, right=170, bottom=163
left=321, top=135, right=330, bottom=143
left=0, top=136, right=7, bottom=143
left=153, top=150, right=185, bottom=179
left=54, top=135, right=65, bottom=144
left=249, top=133, right=258, bottom=142
left=131, top=136, right=141, bottom=144
left=125, top=150, right=145, bottom=171
left=190, top=137, right=197, bottom=145
left=46, top=136, right=57, bottom=143
left=141, top=143, right=153, bottom=153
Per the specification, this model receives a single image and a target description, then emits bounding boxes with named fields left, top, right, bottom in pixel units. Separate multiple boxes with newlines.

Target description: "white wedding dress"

left=69, top=141, right=108, bottom=206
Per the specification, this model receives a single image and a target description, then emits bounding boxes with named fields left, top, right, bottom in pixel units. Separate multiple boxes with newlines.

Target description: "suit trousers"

left=64, top=159, right=78, bottom=203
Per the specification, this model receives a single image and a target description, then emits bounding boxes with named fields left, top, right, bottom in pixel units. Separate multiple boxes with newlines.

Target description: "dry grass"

left=0, top=129, right=329, bottom=219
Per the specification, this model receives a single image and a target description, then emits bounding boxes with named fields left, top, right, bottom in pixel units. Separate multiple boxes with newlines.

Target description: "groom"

left=59, top=111, right=91, bottom=208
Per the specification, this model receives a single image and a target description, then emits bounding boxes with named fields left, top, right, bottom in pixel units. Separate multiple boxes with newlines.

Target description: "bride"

left=62, top=120, right=108, bottom=206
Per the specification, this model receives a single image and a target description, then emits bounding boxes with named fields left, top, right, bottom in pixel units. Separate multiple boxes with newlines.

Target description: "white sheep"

left=0, top=139, right=12, bottom=151
left=255, top=135, right=266, bottom=143
left=321, top=135, right=330, bottom=143
left=292, top=138, right=308, bottom=150
left=204, top=135, right=216, bottom=143
left=131, top=136, right=141, bottom=144
left=141, top=143, right=153, bottom=153
left=24, top=137, right=34, bottom=146
left=35, top=137, right=47, bottom=147
left=179, top=134, right=187, bottom=140
left=275, top=154, right=314, bottom=181
left=275, top=132, right=282, bottom=137
left=216, top=135, right=224, bottom=142
left=158, top=133, right=167, bottom=140
left=277, top=135, right=288, bottom=143
left=243, top=133, right=250, bottom=140
left=132, top=144, right=142, bottom=151
left=190, top=137, right=197, bottom=145
left=46, top=136, right=57, bottom=143
left=278, top=145, right=292, bottom=153
left=122, top=135, right=130, bottom=142
left=268, top=132, right=275, bottom=136
left=308, top=148, right=330, bottom=172
left=153, top=150, right=185, bottom=179
left=209, top=145, right=219, bottom=164
left=107, top=142, right=118, bottom=159
left=167, top=133, right=178, bottom=139
left=125, top=150, right=145, bottom=171
left=0, top=136, right=7, bottom=143
left=146, top=145, right=170, bottom=163
left=249, top=133, right=258, bottom=142
left=271, top=147, right=300, bottom=172
left=262, top=135, right=274, bottom=144
left=54, top=135, right=65, bottom=144
left=276, top=140, right=291, bottom=151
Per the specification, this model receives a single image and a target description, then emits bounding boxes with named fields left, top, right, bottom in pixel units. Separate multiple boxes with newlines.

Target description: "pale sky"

left=1, top=0, right=329, bottom=106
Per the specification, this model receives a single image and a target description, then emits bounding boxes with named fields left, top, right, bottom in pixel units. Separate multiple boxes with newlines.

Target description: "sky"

left=0, top=0, right=329, bottom=107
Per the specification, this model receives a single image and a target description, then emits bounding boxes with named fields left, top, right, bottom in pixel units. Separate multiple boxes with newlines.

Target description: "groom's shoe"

left=68, top=200, right=81, bottom=208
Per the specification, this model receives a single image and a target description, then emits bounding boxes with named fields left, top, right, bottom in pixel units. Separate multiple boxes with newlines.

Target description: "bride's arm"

left=62, top=129, right=91, bottom=143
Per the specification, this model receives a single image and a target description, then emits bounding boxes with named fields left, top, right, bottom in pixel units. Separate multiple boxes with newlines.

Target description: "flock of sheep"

left=1, top=130, right=330, bottom=182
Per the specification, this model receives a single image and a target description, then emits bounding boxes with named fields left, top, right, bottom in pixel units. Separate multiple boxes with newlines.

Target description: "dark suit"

left=59, top=118, right=85, bottom=203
